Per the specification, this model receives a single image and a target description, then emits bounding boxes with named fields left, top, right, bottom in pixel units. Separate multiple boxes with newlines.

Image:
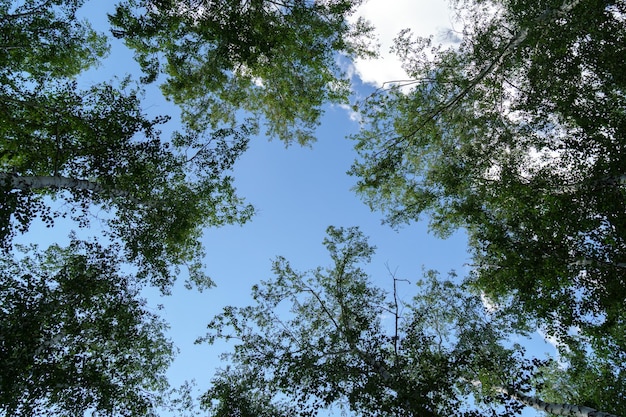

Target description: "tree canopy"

left=0, top=0, right=376, bottom=416
left=109, top=0, right=376, bottom=145
left=0, top=240, right=174, bottom=417
left=3, top=0, right=625, bottom=415
left=0, top=0, right=374, bottom=289
left=200, top=226, right=624, bottom=417
left=350, top=0, right=626, bottom=358
left=0, top=0, right=375, bottom=414
left=0, top=76, right=253, bottom=290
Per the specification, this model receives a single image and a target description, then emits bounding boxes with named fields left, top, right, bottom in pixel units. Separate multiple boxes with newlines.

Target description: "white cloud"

left=350, top=0, right=455, bottom=86
left=336, top=103, right=362, bottom=123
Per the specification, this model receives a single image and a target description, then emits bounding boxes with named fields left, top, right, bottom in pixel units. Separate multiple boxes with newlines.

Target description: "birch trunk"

left=0, top=173, right=138, bottom=203
left=495, top=386, right=620, bottom=417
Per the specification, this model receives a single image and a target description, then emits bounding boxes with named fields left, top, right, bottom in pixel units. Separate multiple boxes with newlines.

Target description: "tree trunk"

left=496, top=386, right=620, bottom=417
left=0, top=173, right=138, bottom=203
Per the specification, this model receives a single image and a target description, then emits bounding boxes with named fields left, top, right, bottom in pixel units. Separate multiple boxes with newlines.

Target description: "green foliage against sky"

left=0, top=0, right=108, bottom=81
left=0, top=0, right=373, bottom=290
left=0, top=0, right=257, bottom=291
left=350, top=0, right=626, bottom=362
left=0, top=75, right=257, bottom=291
left=201, top=227, right=624, bottom=417
left=109, top=0, right=377, bottom=145
left=0, top=0, right=372, bottom=415
left=0, top=240, right=174, bottom=417
left=0, top=0, right=624, bottom=416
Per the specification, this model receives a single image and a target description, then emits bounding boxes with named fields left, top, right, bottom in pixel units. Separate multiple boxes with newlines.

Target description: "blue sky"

left=22, top=1, right=558, bottom=415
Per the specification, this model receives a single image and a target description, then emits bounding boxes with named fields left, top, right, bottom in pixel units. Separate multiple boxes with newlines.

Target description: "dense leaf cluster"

left=0, top=0, right=108, bottom=81
left=109, top=0, right=376, bottom=144
left=0, top=0, right=368, bottom=414
left=350, top=0, right=626, bottom=365
left=201, top=227, right=608, bottom=416
left=0, top=241, right=173, bottom=417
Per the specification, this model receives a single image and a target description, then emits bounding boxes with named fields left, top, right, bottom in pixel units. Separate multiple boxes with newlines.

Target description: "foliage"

left=201, top=368, right=295, bottom=417
left=109, top=0, right=377, bottom=145
left=535, top=349, right=626, bottom=417
left=0, top=0, right=109, bottom=82
left=0, top=0, right=370, bottom=415
left=199, top=227, right=621, bottom=416
left=349, top=0, right=626, bottom=356
left=0, top=76, right=254, bottom=291
left=0, top=240, right=174, bottom=417
left=0, top=0, right=255, bottom=291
